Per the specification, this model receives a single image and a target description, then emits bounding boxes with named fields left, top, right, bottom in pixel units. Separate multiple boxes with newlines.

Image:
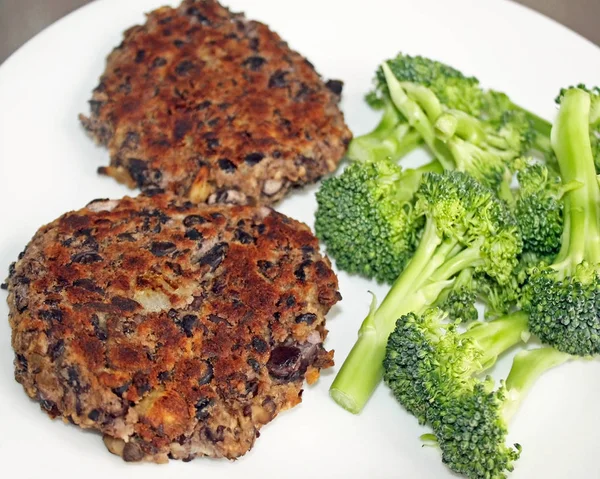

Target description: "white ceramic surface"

left=1, top=1, right=599, bottom=478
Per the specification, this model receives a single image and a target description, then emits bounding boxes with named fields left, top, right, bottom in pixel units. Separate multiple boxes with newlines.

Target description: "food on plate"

left=524, top=87, right=600, bottom=356
left=384, top=309, right=571, bottom=479
left=348, top=53, right=552, bottom=172
left=6, top=194, right=340, bottom=462
left=328, top=170, right=522, bottom=414
left=79, top=0, right=351, bottom=205
left=313, top=45, right=598, bottom=476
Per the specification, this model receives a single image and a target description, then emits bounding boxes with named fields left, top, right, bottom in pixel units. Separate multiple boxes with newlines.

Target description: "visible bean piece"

left=325, top=79, right=344, bottom=95
left=149, top=241, right=176, bottom=257
left=197, top=360, right=214, bottom=386
left=183, top=214, right=207, bottom=227
left=218, top=158, right=236, bottom=172
left=268, top=70, right=288, bottom=88
left=295, top=313, right=317, bottom=325
left=197, top=242, right=228, bottom=270
left=71, top=251, right=103, bottom=264
left=122, top=442, right=144, bottom=462
left=267, top=345, right=302, bottom=381
left=242, top=56, right=266, bottom=71
left=244, top=152, right=264, bottom=166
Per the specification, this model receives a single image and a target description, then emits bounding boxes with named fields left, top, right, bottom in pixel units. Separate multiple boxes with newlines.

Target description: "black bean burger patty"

left=6, top=194, right=341, bottom=462
left=79, top=0, right=352, bottom=205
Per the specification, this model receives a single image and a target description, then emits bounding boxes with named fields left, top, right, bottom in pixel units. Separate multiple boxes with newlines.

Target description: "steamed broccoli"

left=381, top=63, right=523, bottom=189
left=329, top=171, right=522, bottom=413
left=384, top=308, right=570, bottom=479
left=525, top=87, right=600, bottom=356
left=315, top=157, right=442, bottom=283
left=349, top=54, right=552, bottom=178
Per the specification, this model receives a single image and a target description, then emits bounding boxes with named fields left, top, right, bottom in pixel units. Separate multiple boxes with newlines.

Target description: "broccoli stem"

left=502, top=347, right=571, bottom=423
left=551, top=88, right=600, bottom=275
left=331, top=216, right=495, bottom=413
left=382, top=63, right=455, bottom=170
left=347, top=101, right=424, bottom=163
left=462, top=311, right=528, bottom=369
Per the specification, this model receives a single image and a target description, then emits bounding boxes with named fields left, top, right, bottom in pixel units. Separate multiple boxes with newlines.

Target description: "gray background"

left=0, top=0, right=599, bottom=65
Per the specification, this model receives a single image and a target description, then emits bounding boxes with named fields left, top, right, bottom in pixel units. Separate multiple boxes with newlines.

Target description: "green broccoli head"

left=523, top=87, right=600, bottom=356
left=526, top=266, right=600, bottom=355
left=315, top=158, right=422, bottom=283
left=372, top=53, right=484, bottom=116
left=415, top=171, right=522, bottom=285
left=433, top=381, right=521, bottom=479
left=513, top=160, right=565, bottom=257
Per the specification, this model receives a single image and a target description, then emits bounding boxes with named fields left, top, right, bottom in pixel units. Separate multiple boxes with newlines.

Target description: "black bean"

left=242, top=56, right=266, bottom=71
left=294, top=260, right=312, bottom=281
left=272, top=150, right=282, bottom=158
left=73, top=278, right=104, bottom=295
left=123, top=442, right=144, bottom=462
left=168, top=308, right=179, bottom=319
left=126, top=158, right=148, bottom=186
left=247, top=358, right=261, bottom=373
left=173, top=39, right=185, bottom=48
left=198, top=360, right=214, bottom=386
left=152, top=57, right=167, bottom=68
left=325, top=79, right=344, bottom=95
left=158, top=371, right=171, bottom=382
left=71, top=251, right=103, bottom=264
left=40, top=399, right=57, bottom=413
left=184, top=228, right=202, bottom=241
left=207, top=314, right=228, bottom=325
left=268, top=70, right=288, bottom=88
left=267, top=345, right=302, bottom=381
left=91, top=314, right=107, bottom=341
left=15, top=353, right=28, bottom=371
left=158, top=16, right=172, bottom=24
left=295, top=313, right=317, bottom=325
left=1, top=282, right=7, bottom=290
left=111, top=296, right=139, bottom=312
left=49, top=340, right=65, bottom=361
left=197, top=242, right=228, bottom=270
left=144, top=187, right=165, bottom=197
left=249, top=37, right=259, bottom=50
left=245, top=380, right=259, bottom=397
left=251, top=336, right=267, bottom=354
left=183, top=215, right=207, bottom=227
left=117, top=232, right=136, bottom=242
left=257, top=224, right=266, bottom=234
left=204, top=426, right=224, bottom=443
left=196, top=100, right=212, bottom=110
left=175, top=60, right=195, bottom=76
left=234, top=229, right=254, bottom=244
left=112, top=383, right=130, bottom=398
left=286, top=295, right=296, bottom=308
left=134, top=50, right=145, bottom=63
left=150, top=241, right=176, bottom=257
left=133, top=373, right=151, bottom=395
left=181, top=314, right=197, bottom=337
left=244, top=152, right=264, bottom=166
left=89, top=100, right=103, bottom=116
left=195, top=397, right=212, bottom=420
left=206, top=137, right=219, bottom=149
left=211, top=278, right=225, bottom=295
left=218, top=158, right=236, bottom=172
left=173, top=118, right=192, bottom=140
left=39, top=309, right=63, bottom=322
left=88, top=409, right=100, bottom=421
left=66, top=366, right=83, bottom=393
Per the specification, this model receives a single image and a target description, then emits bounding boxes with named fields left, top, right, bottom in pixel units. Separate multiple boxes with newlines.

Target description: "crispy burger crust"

left=7, top=194, right=340, bottom=462
left=80, top=0, right=352, bottom=205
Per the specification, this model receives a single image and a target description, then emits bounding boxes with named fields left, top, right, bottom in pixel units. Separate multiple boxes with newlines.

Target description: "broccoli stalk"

left=384, top=307, right=570, bottom=478
left=347, top=101, right=423, bottom=163
left=329, top=172, right=522, bottom=413
left=526, top=87, right=600, bottom=355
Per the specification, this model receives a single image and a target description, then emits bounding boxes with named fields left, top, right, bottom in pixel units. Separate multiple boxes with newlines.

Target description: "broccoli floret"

left=315, top=158, right=441, bottom=283
left=525, top=87, right=600, bottom=356
left=434, top=269, right=479, bottom=322
left=381, top=63, right=522, bottom=190
left=384, top=308, right=570, bottom=479
left=512, top=159, right=580, bottom=257
left=329, top=171, right=522, bottom=413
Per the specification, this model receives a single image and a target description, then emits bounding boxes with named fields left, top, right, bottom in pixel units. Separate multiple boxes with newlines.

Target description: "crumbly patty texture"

left=79, top=0, right=351, bottom=205
left=6, top=194, right=340, bottom=462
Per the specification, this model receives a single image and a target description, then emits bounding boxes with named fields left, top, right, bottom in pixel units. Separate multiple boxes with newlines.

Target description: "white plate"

left=1, top=1, right=600, bottom=478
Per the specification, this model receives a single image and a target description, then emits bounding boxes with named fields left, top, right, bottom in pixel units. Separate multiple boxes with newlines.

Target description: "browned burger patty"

left=79, top=0, right=352, bottom=205
left=6, top=194, right=340, bottom=462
